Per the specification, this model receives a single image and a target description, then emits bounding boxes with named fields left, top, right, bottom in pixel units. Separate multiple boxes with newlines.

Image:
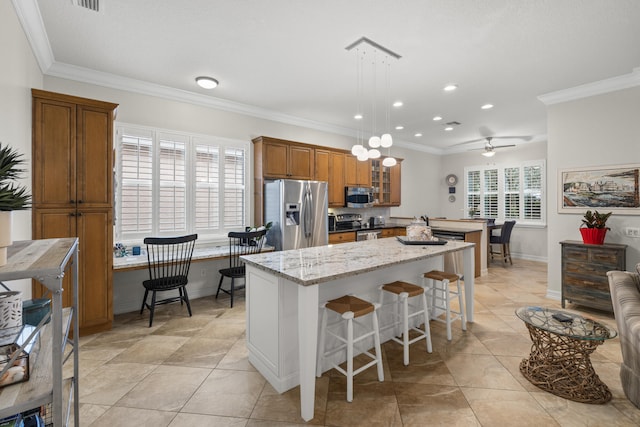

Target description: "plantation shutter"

left=483, top=168, right=498, bottom=218
left=467, top=170, right=481, bottom=215
left=524, top=165, right=542, bottom=220
left=119, top=130, right=153, bottom=234
left=504, top=167, right=520, bottom=219
left=158, top=134, right=186, bottom=232
left=223, top=147, right=246, bottom=228
left=194, top=143, right=220, bottom=230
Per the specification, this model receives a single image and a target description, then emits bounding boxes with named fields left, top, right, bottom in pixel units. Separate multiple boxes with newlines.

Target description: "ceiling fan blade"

left=493, top=144, right=516, bottom=149
left=453, top=135, right=532, bottom=147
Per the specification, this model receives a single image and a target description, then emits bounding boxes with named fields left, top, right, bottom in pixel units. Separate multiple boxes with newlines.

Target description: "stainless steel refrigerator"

left=264, top=179, right=328, bottom=251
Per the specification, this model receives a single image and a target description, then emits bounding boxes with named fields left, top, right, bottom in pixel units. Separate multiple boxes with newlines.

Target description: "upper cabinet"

left=345, top=155, right=371, bottom=187
left=256, top=136, right=314, bottom=179
left=315, top=149, right=345, bottom=207
left=253, top=136, right=401, bottom=222
left=371, top=158, right=402, bottom=206
left=32, top=92, right=116, bottom=209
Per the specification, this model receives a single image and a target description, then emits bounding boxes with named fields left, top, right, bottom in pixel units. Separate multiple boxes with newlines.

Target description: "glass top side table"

left=515, top=306, right=617, bottom=404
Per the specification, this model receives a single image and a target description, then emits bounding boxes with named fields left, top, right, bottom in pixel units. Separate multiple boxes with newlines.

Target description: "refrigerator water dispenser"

left=285, top=203, right=300, bottom=225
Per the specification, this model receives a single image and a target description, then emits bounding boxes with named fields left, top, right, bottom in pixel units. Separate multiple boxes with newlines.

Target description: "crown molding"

left=538, top=67, right=640, bottom=105
left=11, top=0, right=54, bottom=73
left=14, top=0, right=443, bottom=157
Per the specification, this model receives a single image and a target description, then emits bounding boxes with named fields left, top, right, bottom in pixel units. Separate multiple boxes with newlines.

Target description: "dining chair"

left=140, top=234, right=198, bottom=327
left=489, top=220, right=516, bottom=264
left=216, top=229, right=267, bottom=307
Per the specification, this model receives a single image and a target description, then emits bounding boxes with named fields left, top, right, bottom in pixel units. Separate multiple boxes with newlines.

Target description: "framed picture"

left=558, top=163, right=640, bottom=214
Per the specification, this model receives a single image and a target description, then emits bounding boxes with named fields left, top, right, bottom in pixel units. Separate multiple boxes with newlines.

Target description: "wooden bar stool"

left=316, top=295, right=384, bottom=402
left=379, top=281, right=433, bottom=366
left=422, top=270, right=466, bottom=340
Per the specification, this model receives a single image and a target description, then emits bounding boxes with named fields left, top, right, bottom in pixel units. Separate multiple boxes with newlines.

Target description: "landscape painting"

left=559, top=164, right=640, bottom=214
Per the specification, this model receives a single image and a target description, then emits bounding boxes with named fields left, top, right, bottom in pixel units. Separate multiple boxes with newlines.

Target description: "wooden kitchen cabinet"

left=257, top=136, right=314, bottom=179
left=329, top=231, right=356, bottom=244
left=371, top=158, right=402, bottom=206
left=345, top=155, right=371, bottom=187
left=315, top=149, right=345, bottom=207
left=560, top=240, right=626, bottom=312
left=32, top=89, right=117, bottom=335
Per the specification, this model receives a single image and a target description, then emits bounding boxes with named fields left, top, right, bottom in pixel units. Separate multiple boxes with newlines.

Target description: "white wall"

left=0, top=2, right=43, bottom=297
left=439, top=141, right=549, bottom=262
left=546, top=86, right=640, bottom=300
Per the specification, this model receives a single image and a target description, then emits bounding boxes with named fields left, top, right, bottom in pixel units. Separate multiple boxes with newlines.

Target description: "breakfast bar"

left=242, top=237, right=475, bottom=421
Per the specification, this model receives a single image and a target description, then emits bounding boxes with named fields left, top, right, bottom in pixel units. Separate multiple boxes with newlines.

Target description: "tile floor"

left=72, top=260, right=640, bottom=426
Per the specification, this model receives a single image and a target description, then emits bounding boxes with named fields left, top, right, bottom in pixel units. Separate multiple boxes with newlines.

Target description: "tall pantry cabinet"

left=31, top=89, right=118, bottom=335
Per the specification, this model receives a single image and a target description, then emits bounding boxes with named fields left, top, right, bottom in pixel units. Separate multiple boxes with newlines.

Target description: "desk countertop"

left=241, top=237, right=473, bottom=286
left=113, top=245, right=274, bottom=271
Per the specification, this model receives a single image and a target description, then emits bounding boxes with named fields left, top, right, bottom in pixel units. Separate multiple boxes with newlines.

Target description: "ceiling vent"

left=74, top=0, right=100, bottom=12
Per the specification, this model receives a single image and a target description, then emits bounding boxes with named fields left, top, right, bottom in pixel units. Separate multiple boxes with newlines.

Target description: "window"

left=465, top=160, right=546, bottom=225
left=116, top=124, right=250, bottom=241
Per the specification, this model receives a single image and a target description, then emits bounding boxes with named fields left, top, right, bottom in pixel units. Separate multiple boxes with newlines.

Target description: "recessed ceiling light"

left=354, top=114, right=363, bottom=120
left=444, top=127, right=454, bottom=131
left=393, top=101, right=403, bottom=107
left=395, top=125, right=404, bottom=130
left=195, top=76, right=219, bottom=89
left=443, top=84, right=458, bottom=91
left=414, top=133, right=422, bottom=137
left=432, top=116, right=443, bottom=121
left=481, top=104, right=494, bottom=110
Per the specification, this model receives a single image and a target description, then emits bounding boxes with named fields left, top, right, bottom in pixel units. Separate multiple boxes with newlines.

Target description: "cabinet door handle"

left=77, top=212, right=83, bottom=217
left=69, top=212, right=76, bottom=217
left=78, top=200, right=83, bottom=204
left=70, top=200, right=75, bottom=204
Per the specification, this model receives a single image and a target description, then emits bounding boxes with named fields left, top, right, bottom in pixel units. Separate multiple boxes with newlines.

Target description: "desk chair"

left=140, top=234, right=198, bottom=327
left=216, top=229, right=266, bottom=307
left=489, top=220, right=516, bottom=265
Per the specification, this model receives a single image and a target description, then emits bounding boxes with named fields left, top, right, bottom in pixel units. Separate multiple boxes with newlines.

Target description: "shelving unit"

left=0, top=238, right=79, bottom=426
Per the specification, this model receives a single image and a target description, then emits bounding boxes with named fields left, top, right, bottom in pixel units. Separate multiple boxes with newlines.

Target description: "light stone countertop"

left=113, top=244, right=274, bottom=270
left=241, top=237, right=474, bottom=286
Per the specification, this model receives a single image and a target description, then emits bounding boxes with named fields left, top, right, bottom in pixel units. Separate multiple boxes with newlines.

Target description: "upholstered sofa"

left=608, top=264, right=640, bottom=408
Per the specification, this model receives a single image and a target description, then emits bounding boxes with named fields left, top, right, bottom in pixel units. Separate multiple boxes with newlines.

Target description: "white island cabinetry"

left=242, top=237, right=475, bottom=421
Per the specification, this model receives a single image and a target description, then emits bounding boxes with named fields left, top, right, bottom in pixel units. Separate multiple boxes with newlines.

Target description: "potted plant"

left=579, top=210, right=611, bottom=245
left=0, top=143, right=31, bottom=266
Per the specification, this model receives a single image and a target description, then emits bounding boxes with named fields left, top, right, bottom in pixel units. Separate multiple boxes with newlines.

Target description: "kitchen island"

left=241, top=237, right=475, bottom=421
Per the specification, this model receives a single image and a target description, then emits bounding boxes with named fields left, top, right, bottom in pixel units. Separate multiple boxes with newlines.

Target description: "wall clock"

left=445, top=174, right=458, bottom=186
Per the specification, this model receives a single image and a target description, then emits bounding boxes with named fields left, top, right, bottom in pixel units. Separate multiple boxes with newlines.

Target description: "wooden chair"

left=140, top=234, right=198, bottom=327
left=422, top=270, right=466, bottom=341
left=216, top=229, right=266, bottom=307
left=489, top=220, right=516, bottom=265
left=379, top=281, right=432, bottom=366
left=316, top=295, right=384, bottom=402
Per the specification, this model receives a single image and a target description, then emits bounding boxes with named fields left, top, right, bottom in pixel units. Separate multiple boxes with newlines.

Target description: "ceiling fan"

left=473, top=137, right=515, bottom=157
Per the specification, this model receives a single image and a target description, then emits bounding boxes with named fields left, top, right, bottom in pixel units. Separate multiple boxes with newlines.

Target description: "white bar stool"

left=379, top=281, right=433, bottom=366
left=316, top=295, right=384, bottom=402
left=422, top=270, right=467, bottom=340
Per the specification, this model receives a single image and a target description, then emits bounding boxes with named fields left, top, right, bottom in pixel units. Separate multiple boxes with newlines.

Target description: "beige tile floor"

left=72, top=260, right=640, bottom=426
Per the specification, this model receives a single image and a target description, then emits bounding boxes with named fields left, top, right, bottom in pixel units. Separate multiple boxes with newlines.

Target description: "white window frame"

left=464, top=160, right=546, bottom=226
left=115, top=123, right=251, bottom=244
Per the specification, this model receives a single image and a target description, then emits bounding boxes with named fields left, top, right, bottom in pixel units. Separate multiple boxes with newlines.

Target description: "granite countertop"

left=241, top=237, right=474, bottom=286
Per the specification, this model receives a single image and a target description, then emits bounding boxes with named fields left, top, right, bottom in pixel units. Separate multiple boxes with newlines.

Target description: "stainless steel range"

left=335, top=213, right=362, bottom=231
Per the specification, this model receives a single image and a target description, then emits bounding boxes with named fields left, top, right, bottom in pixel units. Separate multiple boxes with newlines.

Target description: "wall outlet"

left=624, top=227, right=640, bottom=238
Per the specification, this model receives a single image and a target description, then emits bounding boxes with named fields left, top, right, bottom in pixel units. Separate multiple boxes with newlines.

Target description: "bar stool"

left=422, top=270, right=466, bottom=340
left=379, top=281, right=433, bottom=366
left=316, top=295, right=384, bottom=402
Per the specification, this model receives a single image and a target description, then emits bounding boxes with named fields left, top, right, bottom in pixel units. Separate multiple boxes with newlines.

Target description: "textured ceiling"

left=28, top=0, right=640, bottom=152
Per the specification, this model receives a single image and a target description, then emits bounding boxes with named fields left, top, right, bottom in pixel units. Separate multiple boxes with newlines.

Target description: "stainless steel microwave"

left=345, top=186, right=374, bottom=208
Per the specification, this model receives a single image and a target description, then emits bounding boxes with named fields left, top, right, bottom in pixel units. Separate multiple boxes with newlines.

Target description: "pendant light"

left=346, top=37, right=400, bottom=163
